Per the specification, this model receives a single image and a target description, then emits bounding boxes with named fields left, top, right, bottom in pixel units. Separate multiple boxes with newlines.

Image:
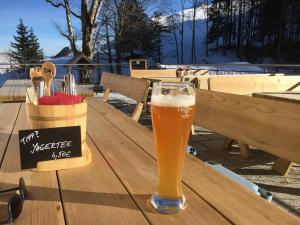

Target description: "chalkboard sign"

left=19, top=126, right=82, bottom=170
left=131, top=59, right=147, bottom=70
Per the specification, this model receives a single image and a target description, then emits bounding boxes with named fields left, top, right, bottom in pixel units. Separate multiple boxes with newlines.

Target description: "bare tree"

left=179, top=0, right=186, bottom=64
left=46, top=0, right=104, bottom=59
left=203, top=0, right=209, bottom=59
left=190, top=0, right=203, bottom=64
left=166, top=13, right=180, bottom=64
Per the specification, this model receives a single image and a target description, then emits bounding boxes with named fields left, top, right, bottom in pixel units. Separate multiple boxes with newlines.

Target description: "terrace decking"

left=0, top=100, right=299, bottom=224
left=0, top=79, right=96, bottom=102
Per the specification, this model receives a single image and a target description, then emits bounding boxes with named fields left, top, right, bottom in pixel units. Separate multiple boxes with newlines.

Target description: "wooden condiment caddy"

left=26, top=62, right=92, bottom=171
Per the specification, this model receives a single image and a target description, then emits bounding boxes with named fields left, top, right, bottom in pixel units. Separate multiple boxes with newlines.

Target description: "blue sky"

left=0, top=0, right=183, bottom=57
left=0, top=0, right=80, bottom=56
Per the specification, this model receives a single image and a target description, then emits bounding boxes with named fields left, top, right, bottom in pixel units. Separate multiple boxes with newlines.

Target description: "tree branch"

left=90, top=0, right=105, bottom=27
left=53, top=22, right=69, bottom=39
left=45, top=0, right=81, bottom=18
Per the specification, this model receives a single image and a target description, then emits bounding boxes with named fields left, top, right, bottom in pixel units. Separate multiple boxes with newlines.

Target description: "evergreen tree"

left=28, top=28, right=44, bottom=63
left=208, top=0, right=300, bottom=63
left=10, top=19, right=44, bottom=66
left=114, top=0, right=154, bottom=59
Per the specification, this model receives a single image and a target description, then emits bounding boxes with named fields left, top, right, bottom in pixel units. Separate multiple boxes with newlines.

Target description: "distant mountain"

left=53, top=47, right=72, bottom=58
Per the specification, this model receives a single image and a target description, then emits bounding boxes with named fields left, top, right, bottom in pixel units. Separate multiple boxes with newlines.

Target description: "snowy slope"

left=159, top=6, right=243, bottom=65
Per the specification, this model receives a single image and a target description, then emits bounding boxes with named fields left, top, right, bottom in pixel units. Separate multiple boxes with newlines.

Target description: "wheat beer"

left=150, top=82, right=195, bottom=214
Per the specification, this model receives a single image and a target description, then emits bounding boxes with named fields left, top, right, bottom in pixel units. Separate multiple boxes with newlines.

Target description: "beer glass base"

left=150, top=192, right=187, bottom=214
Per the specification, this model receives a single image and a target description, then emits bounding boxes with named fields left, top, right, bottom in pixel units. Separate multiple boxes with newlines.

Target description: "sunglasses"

left=0, top=177, right=27, bottom=224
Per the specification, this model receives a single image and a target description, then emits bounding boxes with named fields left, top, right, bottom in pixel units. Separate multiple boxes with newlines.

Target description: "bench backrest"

left=197, top=74, right=273, bottom=90
left=100, top=72, right=149, bottom=103
left=196, top=74, right=292, bottom=90
left=130, top=69, right=177, bottom=78
left=194, top=89, right=300, bottom=164
left=208, top=75, right=300, bottom=94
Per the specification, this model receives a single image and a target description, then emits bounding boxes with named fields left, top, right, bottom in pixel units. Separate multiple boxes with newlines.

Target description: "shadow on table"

left=233, top=168, right=279, bottom=176
left=272, top=197, right=300, bottom=217
left=0, top=193, right=10, bottom=222
left=0, top=182, right=153, bottom=212
left=256, top=183, right=300, bottom=196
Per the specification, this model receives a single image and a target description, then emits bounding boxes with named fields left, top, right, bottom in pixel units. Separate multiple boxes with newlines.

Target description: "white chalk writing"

left=30, top=141, right=72, bottom=154
left=20, top=131, right=39, bottom=145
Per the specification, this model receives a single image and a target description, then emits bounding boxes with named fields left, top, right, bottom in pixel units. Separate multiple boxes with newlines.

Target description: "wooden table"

left=0, top=100, right=299, bottom=224
left=253, top=91, right=300, bottom=175
left=0, top=80, right=96, bottom=102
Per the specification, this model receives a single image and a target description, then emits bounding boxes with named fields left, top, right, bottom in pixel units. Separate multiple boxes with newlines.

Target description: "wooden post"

left=239, top=142, right=251, bottom=159
left=272, top=158, right=293, bottom=176
left=102, top=89, right=110, bottom=102
left=191, top=124, right=196, bottom=135
left=223, top=138, right=234, bottom=150
left=132, top=102, right=144, bottom=122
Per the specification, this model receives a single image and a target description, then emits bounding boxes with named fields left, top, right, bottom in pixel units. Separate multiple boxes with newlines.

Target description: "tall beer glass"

left=150, top=82, right=195, bottom=214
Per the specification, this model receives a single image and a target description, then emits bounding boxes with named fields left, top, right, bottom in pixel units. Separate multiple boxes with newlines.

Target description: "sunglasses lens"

left=8, top=195, right=23, bottom=220
left=19, top=178, right=27, bottom=199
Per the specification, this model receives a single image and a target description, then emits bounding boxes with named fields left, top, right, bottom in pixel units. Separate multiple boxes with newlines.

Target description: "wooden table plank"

left=0, top=103, right=21, bottom=161
left=87, top=99, right=300, bottom=225
left=0, top=103, right=65, bottom=225
left=57, top=136, right=150, bottom=225
left=13, top=80, right=32, bottom=102
left=86, top=105, right=231, bottom=225
left=0, top=80, right=15, bottom=102
left=253, top=91, right=300, bottom=103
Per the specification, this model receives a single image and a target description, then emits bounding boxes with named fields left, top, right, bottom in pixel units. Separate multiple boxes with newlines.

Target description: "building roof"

left=67, top=53, right=92, bottom=65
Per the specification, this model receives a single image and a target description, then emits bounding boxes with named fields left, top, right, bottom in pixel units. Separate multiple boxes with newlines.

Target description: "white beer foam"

left=151, top=94, right=195, bottom=107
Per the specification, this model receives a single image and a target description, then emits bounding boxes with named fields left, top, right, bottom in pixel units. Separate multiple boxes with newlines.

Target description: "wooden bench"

left=100, top=72, right=150, bottom=122
left=204, top=75, right=300, bottom=175
left=194, top=89, right=300, bottom=175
